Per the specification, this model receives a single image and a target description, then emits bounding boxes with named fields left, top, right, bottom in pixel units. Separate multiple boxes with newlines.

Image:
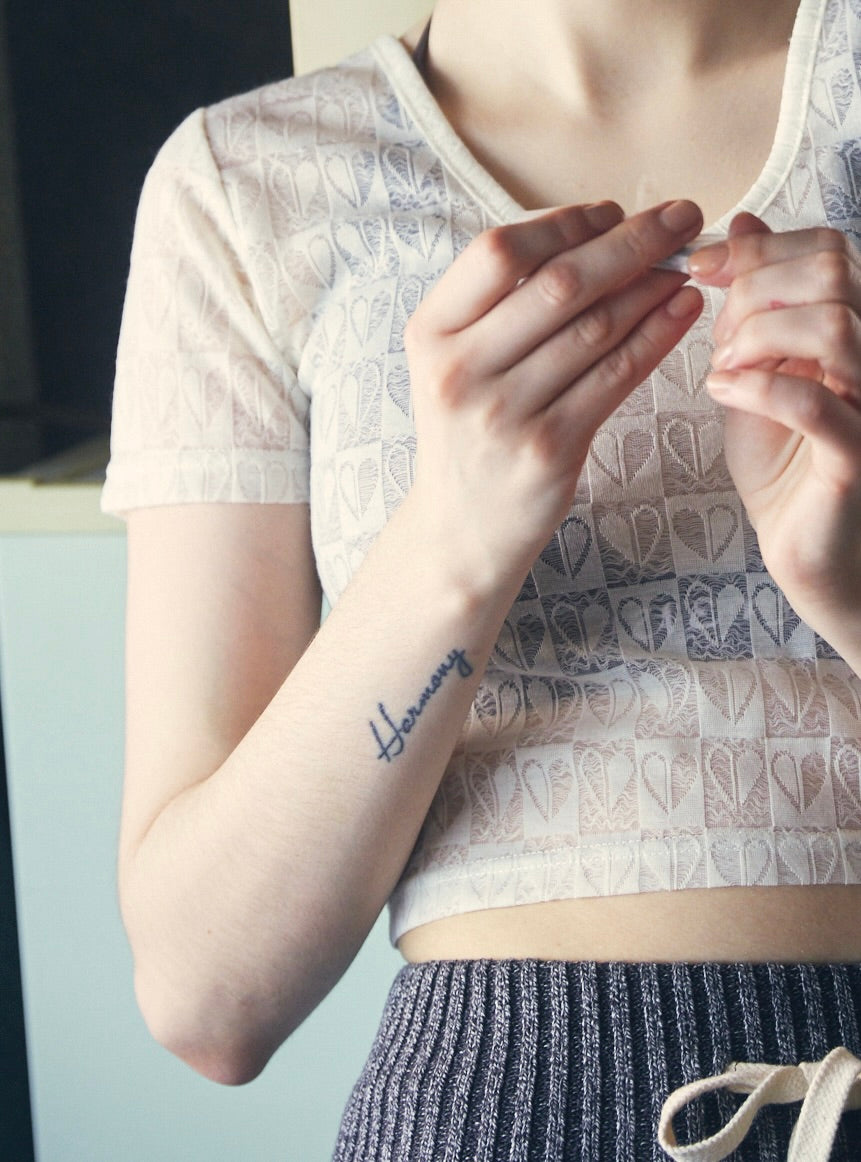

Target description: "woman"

left=103, top=0, right=861, bottom=1156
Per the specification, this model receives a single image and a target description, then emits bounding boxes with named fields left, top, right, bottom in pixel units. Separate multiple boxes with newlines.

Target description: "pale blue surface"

left=0, top=532, right=403, bottom=1162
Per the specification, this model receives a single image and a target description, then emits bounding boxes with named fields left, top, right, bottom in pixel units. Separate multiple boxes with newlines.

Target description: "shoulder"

left=142, top=39, right=413, bottom=209
left=140, top=39, right=425, bottom=264
left=201, top=40, right=410, bottom=184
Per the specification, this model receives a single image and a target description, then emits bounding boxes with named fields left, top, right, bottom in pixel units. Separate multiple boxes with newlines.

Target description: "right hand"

left=404, top=199, right=705, bottom=595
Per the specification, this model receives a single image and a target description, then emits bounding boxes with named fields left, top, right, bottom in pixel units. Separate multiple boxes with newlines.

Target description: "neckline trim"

left=372, top=0, right=828, bottom=232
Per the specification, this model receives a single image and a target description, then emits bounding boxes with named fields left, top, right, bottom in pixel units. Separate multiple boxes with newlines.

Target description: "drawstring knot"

left=658, top=1046, right=861, bottom=1161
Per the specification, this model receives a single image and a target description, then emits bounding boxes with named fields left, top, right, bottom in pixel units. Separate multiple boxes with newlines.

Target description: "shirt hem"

left=100, top=447, right=311, bottom=515
left=388, top=825, right=861, bottom=945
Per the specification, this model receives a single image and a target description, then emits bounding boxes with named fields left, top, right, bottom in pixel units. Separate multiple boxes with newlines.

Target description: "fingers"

left=480, top=199, right=703, bottom=368
left=408, top=198, right=705, bottom=430
left=688, top=215, right=851, bottom=286
left=543, top=283, right=704, bottom=447
left=419, top=198, right=703, bottom=341
left=707, top=368, right=861, bottom=486
left=500, top=269, right=696, bottom=416
left=419, top=201, right=625, bottom=332
left=690, top=213, right=861, bottom=364
left=727, top=211, right=772, bottom=241
left=710, top=247, right=861, bottom=347
left=711, top=301, right=861, bottom=402
left=687, top=214, right=861, bottom=404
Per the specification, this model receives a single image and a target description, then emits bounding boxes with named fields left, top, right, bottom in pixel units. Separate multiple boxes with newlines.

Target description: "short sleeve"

left=101, top=109, right=311, bottom=516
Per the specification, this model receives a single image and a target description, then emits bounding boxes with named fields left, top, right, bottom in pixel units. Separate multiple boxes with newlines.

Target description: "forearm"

left=120, top=493, right=517, bottom=1084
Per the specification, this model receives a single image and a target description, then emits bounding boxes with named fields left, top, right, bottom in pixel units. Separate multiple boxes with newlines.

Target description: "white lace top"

left=103, top=0, right=861, bottom=945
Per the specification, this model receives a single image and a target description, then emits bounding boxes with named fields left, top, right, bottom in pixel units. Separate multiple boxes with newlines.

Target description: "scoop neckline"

left=371, top=0, right=827, bottom=233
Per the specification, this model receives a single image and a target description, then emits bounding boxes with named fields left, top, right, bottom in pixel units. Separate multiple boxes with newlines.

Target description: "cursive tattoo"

left=370, top=649, right=474, bottom=762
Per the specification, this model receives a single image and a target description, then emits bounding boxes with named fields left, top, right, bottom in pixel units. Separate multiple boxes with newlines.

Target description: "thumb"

left=689, top=212, right=772, bottom=285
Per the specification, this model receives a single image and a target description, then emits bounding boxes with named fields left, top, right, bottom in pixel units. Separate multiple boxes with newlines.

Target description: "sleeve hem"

left=100, top=447, right=311, bottom=516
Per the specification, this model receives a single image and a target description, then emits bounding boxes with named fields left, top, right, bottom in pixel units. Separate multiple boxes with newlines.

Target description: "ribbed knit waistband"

left=332, top=959, right=861, bottom=1162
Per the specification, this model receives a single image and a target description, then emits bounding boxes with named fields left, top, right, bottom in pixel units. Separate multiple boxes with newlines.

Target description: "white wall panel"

left=290, top=0, right=430, bottom=73
left=0, top=519, right=403, bottom=1162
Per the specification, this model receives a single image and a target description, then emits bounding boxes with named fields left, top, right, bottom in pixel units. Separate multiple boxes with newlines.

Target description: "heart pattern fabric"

left=103, top=21, right=861, bottom=945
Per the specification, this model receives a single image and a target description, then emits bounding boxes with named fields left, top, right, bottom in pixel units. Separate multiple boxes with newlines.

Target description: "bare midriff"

left=397, top=884, right=861, bottom=964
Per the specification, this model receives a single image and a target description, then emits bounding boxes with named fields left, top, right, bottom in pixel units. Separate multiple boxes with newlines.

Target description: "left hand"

left=689, top=212, right=861, bottom=639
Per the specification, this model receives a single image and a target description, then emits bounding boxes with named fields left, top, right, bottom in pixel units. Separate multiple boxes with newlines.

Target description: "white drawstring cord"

left=658, top=1047, right=861, bottom=1161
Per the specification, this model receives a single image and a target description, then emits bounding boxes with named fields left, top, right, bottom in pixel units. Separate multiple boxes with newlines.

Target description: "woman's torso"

left=397, top=3, right=861, bottom=966
left=167, top=1, right=861, bottom=968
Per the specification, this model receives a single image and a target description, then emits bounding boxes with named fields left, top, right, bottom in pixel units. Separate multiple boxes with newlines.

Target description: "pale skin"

left=119, top=0, right=861, bottom=1085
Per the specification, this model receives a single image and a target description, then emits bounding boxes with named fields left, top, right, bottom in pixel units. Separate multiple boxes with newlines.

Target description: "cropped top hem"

left=388, top=824, right=861, bottom=944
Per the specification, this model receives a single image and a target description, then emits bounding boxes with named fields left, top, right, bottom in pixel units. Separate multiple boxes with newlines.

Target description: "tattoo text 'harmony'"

left=370, top=648, right=474, bottom=762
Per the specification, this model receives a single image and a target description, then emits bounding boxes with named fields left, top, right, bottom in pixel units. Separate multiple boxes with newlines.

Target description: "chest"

left=451, top=53, right=790, bottom=226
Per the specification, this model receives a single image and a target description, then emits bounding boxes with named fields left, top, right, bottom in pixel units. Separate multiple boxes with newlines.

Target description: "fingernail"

left=665, top=285, right=702, bottom=319
left=658, top=199, right=701, bottom=233
left=585, top=201, right=625, bottom=230
left=689, top=243, right=729, bottom=277
left=706, top=372, right=735, bottom=394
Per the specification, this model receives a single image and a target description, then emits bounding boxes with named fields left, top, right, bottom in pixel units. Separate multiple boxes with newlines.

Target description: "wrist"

left=395, top=484, right=533, bottom=619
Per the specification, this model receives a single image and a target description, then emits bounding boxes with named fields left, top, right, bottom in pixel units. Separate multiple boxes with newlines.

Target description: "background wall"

left=0, top=3, right=291, bottom=1157
left=290, top=0, right=429, bottom=72
left=1, top=0, right=294, bottom=467
left=0, top=527, right=403, bottom=1161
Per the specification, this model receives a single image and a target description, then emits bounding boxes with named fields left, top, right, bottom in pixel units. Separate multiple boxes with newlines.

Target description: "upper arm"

left=119, top=502, right=322, bottom=871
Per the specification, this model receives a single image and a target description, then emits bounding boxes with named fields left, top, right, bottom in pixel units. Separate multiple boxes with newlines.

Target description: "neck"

left=427, top=0, right=799, bottom=117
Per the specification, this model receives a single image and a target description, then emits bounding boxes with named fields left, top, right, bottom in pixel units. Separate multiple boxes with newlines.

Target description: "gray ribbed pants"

left=332, top=959, right=861, bottom=1161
